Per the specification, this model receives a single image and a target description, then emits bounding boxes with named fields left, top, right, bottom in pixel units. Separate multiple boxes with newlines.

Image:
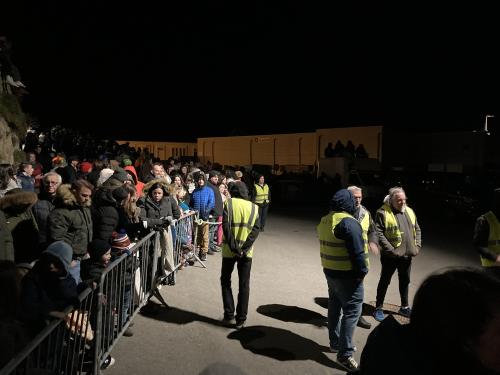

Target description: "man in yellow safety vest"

left=373, top=186, right=421, bottom=322
left=220, top=182, right=261, bottom=329
left=252, top=174, right=270, bottom=232
left=473, top=188, right=500, bottom=276
left=347, top=185, right=379, bottom=330
left=317, top=188, right=368, bottom=372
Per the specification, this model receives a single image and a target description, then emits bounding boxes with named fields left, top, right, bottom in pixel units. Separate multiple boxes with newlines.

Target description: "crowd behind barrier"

left=1, top=212, right=198, bottom=375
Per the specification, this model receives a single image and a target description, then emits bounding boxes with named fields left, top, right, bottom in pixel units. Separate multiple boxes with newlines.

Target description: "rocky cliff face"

left=0, top=116, right=20, bottom=164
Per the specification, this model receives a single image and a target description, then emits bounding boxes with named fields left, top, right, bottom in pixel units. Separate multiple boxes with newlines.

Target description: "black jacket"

left=207, top=182, right=223, bottom=217
left=138, top=196, right=180, bottom=228
left=91, top=188, right=122, bottom=242
left=32, top=190, right=56, bottom=250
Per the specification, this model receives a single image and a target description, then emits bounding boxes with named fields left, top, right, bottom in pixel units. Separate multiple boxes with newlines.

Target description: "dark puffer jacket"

left=138, top=179, right=180, bottom=228
left=91, top=188, right=121, bottom=242
left=32, top=190, right=56, bottom=251
left=48, top=184, right=93, bottom=257
left=0, top=190, right=39, bottom=263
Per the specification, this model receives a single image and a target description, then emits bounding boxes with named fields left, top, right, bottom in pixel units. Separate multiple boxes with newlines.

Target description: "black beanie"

left=112, top=186, right=129, bottom=202
left=88, top=239, right=111, bottom=260
left=112, top=168, right=130, bottom=183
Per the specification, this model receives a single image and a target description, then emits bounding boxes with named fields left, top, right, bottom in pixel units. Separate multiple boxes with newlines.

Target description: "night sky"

left=2, top=2, right=499, bottom=141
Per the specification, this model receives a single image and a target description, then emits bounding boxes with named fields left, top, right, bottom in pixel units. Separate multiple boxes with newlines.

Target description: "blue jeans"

left=325, top=275, right=364, bottom=358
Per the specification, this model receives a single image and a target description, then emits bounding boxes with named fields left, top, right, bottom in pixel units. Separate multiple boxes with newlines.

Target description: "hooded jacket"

left=19, top=241, right=80, bottom=334
left=48, top=184, right=93, bottom=256
left=325, top=189, right=368, bottom=279
left=0, top=190, right=39, bottom=263
left=124, top=165, right=145, bottom=197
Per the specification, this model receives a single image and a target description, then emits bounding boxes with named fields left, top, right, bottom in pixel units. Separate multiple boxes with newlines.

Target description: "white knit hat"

left=97, top=168, right=115, bottom=186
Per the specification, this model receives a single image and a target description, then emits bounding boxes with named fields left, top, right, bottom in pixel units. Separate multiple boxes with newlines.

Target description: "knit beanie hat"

left=111, top=231, right=132, bottom=251
left=122, top=158, right=133, bottom=167
left=111, top=167, right=130, bottom=183
left=80, top=161, right=92, bottom=174
left=97, top=168, right=114, bottom=186
left=88, top=239, right=111, bottom=260
left=112, top=186, right=129, bottom=202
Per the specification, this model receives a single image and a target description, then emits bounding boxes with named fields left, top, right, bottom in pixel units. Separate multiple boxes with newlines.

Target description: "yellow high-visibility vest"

left=482, top=211, right=500, bottom=267
left=222, top=198, right=259, bottom=258
left=359, top=207, right=370, bottom=253
left=254, top=184, right=269, bottom=204
left=382, top=204, right=416, bottom=248
left=317, top=212, right=368, bottom=271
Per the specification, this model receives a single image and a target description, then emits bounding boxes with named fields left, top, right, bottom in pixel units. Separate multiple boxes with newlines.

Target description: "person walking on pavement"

left=220, top=182, right=260, bottom=330
left=317, top=188, right=368, bottom=372
left=473, top=188, right=500, bottom=277
left=347, top=185, right=379, bottom=330
left=373, top=187, right=422, bottom=322
left=252, top=174, right=270, bottom=232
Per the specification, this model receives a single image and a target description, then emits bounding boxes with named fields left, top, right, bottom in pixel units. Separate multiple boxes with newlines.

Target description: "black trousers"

left=258, top=204, right=269, bottom=230
left=220, top=256, right=252, bottom=322
left=375, top=255, right=412, bottom=308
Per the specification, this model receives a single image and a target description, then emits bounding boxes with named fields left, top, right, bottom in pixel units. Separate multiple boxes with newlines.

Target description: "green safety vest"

left=382, top=204, right=417, bottom=248
left=317, top=211, right=368, bottom=271
left=254, top=184, right=269, bottom=204
left=222, top=198, right=259, bottom=258
left=482, top=211, right=500, bottom=267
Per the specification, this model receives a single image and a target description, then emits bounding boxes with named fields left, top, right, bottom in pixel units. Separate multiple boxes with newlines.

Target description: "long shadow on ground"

left=257, top=304, right=326, bottom=327
left=140, top=301, right=222, bottom=326
left=227, top=325, right=344, bottom=371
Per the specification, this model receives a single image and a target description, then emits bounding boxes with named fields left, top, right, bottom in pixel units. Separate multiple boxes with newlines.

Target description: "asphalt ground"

left=106, top=204, right=479, bottom=375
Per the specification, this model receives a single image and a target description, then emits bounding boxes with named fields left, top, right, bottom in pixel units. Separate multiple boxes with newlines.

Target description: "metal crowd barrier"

left=0, top=288, right=95, bottom=375
left=1, top=212, right=201, bottom=375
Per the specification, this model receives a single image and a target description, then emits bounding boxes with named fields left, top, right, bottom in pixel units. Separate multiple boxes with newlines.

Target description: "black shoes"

left=357, top=316, right=372, bottom=329
left=199, top=252, right=207, bottom=261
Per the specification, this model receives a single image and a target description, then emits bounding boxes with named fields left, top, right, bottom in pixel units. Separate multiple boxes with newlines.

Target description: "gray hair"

left=347, top=185, right=362, bottom=193
left=388, top=186, right=406, bottom=204
left=42, top=171, right=62, bottom=185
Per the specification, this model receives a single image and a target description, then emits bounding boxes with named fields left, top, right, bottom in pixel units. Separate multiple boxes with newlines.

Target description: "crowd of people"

left=0, top=125, right=274, bottom=370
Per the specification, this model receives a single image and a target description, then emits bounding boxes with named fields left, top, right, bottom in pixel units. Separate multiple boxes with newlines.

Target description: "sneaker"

left=373, top=308, right=385, bottom=322
left=221, top=317, right=236, bottom=327
left=235, top=320, right=245, bottom=330
left=199, top=253, right=207, bottom=261
left=101, top=355, right=115, bottom=370
left=212, top=246, right=221, bottom=252
left=123, top=327, right=134, bottom=337
left=337, top=356, right=359, bottom=372
left=357, top=316, right=372, bottom=329
left=207, top=249, right=215, bottom=255
left=399, top=306, right=412, bottom=317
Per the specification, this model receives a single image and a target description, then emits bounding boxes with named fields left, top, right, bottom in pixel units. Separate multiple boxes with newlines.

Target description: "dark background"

left=2, top=2, right=499, bottom=141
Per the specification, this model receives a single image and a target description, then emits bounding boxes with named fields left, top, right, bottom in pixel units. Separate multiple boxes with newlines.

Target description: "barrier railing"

left=1, top=212, right=202, bottom=375
left=0, top=287, right=95, bottom=375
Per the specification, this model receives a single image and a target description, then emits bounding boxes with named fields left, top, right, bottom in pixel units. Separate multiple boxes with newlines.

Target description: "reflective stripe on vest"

left=482, top=211, right=500, bottom=267
left=383, top=204, right=416, bottom=248
left=254, top=184, right=269, bottom=204
left=222, top=198, right=258, bottom=258
left=317, top=212, right=368, bottom=271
